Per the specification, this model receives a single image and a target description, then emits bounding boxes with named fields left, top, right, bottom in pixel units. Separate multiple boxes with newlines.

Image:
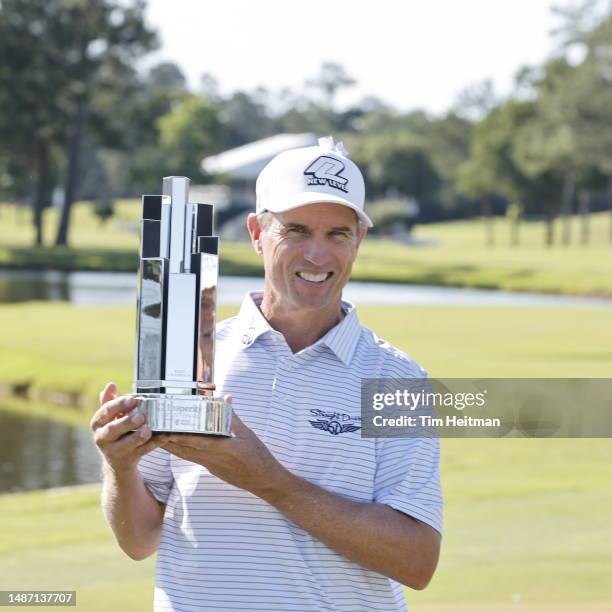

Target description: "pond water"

left=1, top=269, right=610, bottom=308
left=0, top=410, right=101, bottom=494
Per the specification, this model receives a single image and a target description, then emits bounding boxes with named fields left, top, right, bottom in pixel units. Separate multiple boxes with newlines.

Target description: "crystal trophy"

left=133, top=176, right=232, bottom=435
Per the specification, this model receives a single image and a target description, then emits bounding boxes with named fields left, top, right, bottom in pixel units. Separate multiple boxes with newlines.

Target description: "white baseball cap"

left=255, top=136, right=373, bottom=227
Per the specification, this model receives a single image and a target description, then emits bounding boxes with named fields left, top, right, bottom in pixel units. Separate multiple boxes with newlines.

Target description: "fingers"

left=99, top=409, right=146, bottom=443
left=90, top=395, right=140, bottom=432
left=95, top=412, right=167, bottom=462
left=99, top=426, right=165, bottom=468
left=99, top=382, right=117, bottom=407
left=92, top=385, right=169, bottom=471
left=108, top=426, right=154, bottom=456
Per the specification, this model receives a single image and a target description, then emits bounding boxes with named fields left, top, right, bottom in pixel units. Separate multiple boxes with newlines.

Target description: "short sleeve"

left=373, top=436, right=443, bottom=535
left=137, top=447, right=174, bottom=504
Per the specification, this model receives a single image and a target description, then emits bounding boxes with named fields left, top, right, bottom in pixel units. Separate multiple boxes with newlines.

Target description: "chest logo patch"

left=309, top=409, right=361, bottom=435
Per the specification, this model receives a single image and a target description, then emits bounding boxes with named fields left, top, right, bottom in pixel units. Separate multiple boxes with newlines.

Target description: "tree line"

left=1, top=0, right=611, bottom=246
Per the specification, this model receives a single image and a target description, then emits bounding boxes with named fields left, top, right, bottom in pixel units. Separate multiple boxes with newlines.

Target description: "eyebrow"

left=283, top=223, right=308, bottom=231
left=282, top=223, right=354, bottom=234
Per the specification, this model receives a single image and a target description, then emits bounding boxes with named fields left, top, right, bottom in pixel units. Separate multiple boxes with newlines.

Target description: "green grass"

left=0, top=301, right=611, bottom=610
left=1, top=200, right=611, bottom=296
left=1, top=443, right=610, bottom=611
left=409, top=214, right=612, bottom=297
left=410, top=438, right=612, bottom=609
left=0, top=485, right=157, bottom=611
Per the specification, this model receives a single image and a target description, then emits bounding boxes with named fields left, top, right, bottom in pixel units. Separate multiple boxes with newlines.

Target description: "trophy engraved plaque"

left=133, top=176, right=232, bottom=435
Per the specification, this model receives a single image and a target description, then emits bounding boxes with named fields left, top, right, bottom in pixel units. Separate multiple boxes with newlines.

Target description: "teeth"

left=298, top=272, right=328, bottom=283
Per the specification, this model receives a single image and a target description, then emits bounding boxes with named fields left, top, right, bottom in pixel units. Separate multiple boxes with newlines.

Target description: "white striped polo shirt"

left=138, top=291, right=443, bottom=612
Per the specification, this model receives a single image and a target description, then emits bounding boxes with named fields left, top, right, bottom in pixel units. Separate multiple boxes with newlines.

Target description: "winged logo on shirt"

left=309, top=409, right=361, bottom=435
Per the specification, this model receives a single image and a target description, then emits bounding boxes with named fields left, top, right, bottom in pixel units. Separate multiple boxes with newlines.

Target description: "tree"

left=52, top=0, right=157, bottom=246
left=573, top=12, right=612, bottom=242
left=0, top=0, right=71, bottom=244
left=421, top=113, right=473, bottom=213
left=147, top=62, right=187, bottom=93
left=354, top=133, right=441, bottom=209
left=545, top=1, right=612, bottom=243
left=113, top=62, right=190, bottom=192
left=343, top=108, right=473, bottom=222
left=220, top=90, right=276, bottom=147
left=306, top=62, right=356, bottom=109
left=0, top=0, right=159, bottom=246
left=550, top=0, right=606, bottom=51
left=156, top=95, right=228, bottom=183
left=512, top=5, right=612, bottom=246
left=512, top=58, right=582, bottom=245
left=452, top=79, right=499, bottom=122
left=199, top=72, right=221, bottom=102
left=458, top=99, right=561, bottom=246
left=505, top=201, right=524, bottom=246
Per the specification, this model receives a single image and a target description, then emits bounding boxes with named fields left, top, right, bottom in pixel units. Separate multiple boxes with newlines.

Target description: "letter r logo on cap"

left=304, top=156, right=348, bottom=186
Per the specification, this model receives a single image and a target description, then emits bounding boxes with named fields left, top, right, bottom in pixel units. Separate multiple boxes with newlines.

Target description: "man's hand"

left=158, top=396, right=288, bottom=497
left=94, top=382, right=167, bottom=561
left=91, top=382, right=164, bottom=473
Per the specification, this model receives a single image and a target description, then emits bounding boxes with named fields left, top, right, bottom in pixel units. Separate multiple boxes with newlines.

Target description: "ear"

left=247, top=213, right=263, bottom=255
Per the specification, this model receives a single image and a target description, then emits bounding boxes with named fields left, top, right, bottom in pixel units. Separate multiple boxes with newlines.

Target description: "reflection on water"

left=0, top=409, right=101, bottom=493
left=0, top=270, right=131, bottom=305
left=0, top=270, right=71, bottom=302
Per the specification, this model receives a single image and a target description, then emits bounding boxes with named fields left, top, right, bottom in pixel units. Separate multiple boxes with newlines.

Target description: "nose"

left=302, top=234, right=330, bottom=267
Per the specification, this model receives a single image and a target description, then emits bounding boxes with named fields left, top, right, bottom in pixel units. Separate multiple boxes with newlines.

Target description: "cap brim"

left=264, top=192, right=373, bottom=228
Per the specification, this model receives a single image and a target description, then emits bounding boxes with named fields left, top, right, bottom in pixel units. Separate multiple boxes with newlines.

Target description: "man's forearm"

left=101, top=463, right=165, bottom=561
left=256, top=468, right=441, bottom=589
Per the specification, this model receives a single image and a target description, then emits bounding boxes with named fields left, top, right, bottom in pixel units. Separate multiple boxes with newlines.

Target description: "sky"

left=144, top=0, right=567, bottom=115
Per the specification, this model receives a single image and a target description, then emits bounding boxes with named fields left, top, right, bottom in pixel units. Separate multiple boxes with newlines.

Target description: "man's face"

left=249, top=203, right=367, bottom=313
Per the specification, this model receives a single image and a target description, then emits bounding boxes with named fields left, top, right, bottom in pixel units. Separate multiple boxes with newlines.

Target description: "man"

left=92, top=136, right=443, bottom=611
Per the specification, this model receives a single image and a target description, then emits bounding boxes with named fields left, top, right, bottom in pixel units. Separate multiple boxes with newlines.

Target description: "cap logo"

left=304, top=156, right=349, bottom=193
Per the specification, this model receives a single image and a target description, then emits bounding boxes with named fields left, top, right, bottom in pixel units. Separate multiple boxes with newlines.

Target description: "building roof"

left=201, top=133, right=318, bottom=180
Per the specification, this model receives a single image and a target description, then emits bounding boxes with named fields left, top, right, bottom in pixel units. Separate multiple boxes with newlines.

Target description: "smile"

left=296, top=271, right=333, bottom=283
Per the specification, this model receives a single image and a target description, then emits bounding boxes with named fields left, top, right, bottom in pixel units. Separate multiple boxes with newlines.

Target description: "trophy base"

left=136, top=394, right=232, bottom=436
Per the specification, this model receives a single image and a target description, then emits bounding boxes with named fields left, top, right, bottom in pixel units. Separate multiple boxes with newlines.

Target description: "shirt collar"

left=235, top=291, right=362, bottom=366
left=314, top=301, right=362, bottom=366
left=235, top=291, right=274, bottom=349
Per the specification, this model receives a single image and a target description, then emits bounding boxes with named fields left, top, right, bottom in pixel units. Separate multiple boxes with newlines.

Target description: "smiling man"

left=92, top=136, right=443, bottom=612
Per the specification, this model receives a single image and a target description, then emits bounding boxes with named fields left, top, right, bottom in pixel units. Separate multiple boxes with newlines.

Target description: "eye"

left=284, top=226, right=307, bottom=235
